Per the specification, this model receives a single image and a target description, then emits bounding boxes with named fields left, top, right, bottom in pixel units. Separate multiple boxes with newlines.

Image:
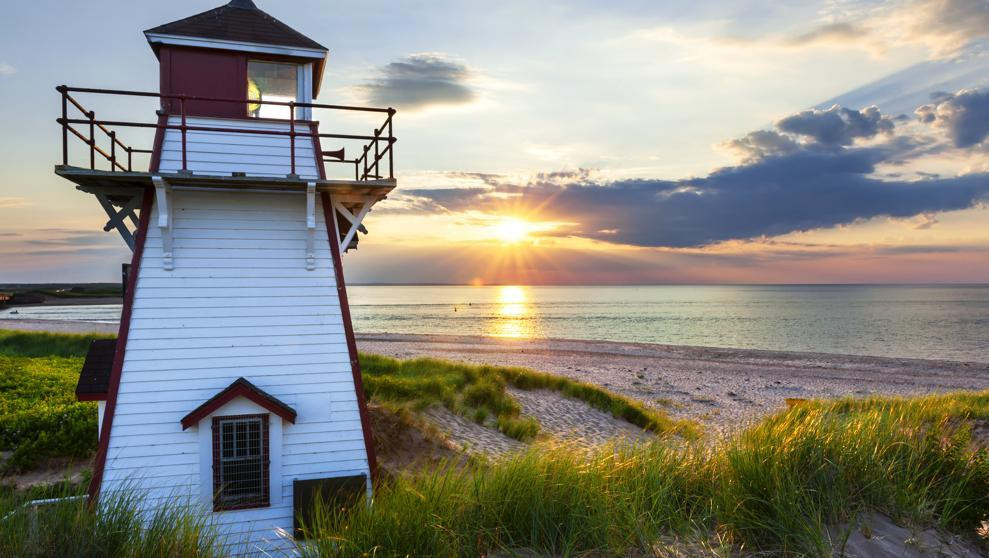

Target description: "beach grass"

left=359, top=353, right=699, bottom=441
left=300, top=391, right=989, bottom=557
left=0, top=482, right=222, bottom=557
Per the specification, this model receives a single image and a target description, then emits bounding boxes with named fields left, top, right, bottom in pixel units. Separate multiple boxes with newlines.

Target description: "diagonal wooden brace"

left=94, top=193, right=136, bottom=251
left=102, top=195, right=142, bottom=234
left=332, top=195, right=374, bottom=253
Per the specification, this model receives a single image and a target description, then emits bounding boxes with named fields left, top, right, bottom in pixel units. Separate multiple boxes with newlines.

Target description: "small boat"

left=9, top=310, right=18, bottom=315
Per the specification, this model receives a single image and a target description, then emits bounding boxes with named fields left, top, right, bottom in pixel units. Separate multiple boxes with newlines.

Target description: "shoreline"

left=3, top=320, right=988, bottom=432
left=356, top=333, right=989, bottom=433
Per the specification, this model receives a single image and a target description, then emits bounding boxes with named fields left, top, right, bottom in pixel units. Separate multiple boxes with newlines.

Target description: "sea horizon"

left=3, top=284, right=987, bottom=364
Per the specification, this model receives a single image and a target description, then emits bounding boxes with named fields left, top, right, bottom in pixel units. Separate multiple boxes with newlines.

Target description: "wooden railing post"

left=127, top=147, right=133, bottom=172
left=59, top=86, right=68, bottom=166
left=179, top=98, right=187, bottom=172
left=388, top=109, right=395, bottom=179
left=109, top=131, right=116, bottom=172
left=362, top=145, right=369, bottom=181
left=289, top=102, right=296, bottom=176
left=373, top=128, right=380, bottom=179
left=88, top=110, right=96, bottom=170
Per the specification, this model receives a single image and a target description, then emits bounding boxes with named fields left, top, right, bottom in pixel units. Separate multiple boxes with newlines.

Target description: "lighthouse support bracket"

left=152, top=176, right=173, bottom=270
left=332, top=196, right=374, bottom=253
left=306, top=182, right=316, bottom=271
left=94, top=193, right=137, bottom=251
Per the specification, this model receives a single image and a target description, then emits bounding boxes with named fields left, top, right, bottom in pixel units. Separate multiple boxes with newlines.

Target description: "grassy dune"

left=301, top=394, right=989, bottom=557
left=2, top=330, right=988, bottom=556
left=360, top=353, right=700, bottom=441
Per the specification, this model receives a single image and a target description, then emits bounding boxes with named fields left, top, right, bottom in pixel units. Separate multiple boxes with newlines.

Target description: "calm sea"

left=2, top=285, right=987, bottom=362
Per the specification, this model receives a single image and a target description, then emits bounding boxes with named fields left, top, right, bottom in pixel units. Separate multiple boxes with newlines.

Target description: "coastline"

left=3, top=319, right=987, bottom=432
left=357, top=333, right=989, bottom=433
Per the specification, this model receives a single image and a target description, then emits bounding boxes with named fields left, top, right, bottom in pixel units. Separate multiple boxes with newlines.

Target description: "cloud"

left=898, top=0, right=989, bottom=57
left=360, top=53, right=476, bottom=110
left=0, top=63, right=14, bottom=77
left=776, top=105, right=895, bottom=146
left=783, top=23, right=869, bottom=47
left=916, top=88, right=989, bottom=147
left=738, top=0, right=989, bottom=59
left=722, top=130, right=799, bottom=162
left=0, top=197, right=31, bottom=209
left=402, top=102, right=989, bottom=248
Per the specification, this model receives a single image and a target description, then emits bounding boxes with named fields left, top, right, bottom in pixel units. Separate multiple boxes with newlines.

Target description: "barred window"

left=212, top=414, right=270, bottom=511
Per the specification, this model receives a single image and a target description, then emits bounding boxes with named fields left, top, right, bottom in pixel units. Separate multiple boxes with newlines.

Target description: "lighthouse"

left=56, top=0, right=395, bottom=552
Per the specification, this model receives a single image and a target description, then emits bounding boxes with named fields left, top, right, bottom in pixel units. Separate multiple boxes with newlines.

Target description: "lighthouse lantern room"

left=55, top=0, right=395, bottom=552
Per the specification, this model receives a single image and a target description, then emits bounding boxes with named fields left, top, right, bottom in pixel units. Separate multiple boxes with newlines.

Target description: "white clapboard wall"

left=158, top=117, right=320, bottom=179
left=100, top=189, right=368, bottom=554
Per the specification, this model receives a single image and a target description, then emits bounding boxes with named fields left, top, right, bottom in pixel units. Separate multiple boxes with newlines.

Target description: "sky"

left=1, top=0, right=989, bottom=284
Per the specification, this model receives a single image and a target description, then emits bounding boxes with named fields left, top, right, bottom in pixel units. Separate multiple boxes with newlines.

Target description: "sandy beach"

left=3, top=318, right=988, bottom=434
left=358, top=333, right=989, bottom=434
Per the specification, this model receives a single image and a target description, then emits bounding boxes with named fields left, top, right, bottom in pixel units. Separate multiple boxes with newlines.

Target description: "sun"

left=495, top=217, right=529, bottom=244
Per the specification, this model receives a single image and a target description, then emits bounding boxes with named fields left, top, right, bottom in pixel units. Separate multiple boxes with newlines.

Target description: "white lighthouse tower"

left=57, top=0, right=395, bottom=552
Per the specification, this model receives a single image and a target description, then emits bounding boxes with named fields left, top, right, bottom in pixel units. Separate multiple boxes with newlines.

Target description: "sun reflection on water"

left=489, top=285, right=535, bottom=338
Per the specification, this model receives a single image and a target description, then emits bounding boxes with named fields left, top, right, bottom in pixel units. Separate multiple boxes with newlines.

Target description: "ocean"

left=2, top=285, right=987, bottom=362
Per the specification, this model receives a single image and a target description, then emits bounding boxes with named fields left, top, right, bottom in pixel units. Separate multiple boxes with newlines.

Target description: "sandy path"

left=358, top=333, right=989, bottom=435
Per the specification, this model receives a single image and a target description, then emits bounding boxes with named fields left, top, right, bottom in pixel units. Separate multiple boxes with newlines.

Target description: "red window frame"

left=212, top=413, right=270, bottom=511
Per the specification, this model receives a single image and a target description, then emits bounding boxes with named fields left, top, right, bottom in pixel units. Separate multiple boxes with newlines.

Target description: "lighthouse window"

left=247, top=61, right=298, bottom=119
left=212, top=414, right=270, bottom=510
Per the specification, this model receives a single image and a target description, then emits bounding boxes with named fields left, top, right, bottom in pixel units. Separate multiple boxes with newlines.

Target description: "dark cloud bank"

left=403, top=97, right=989, bottom=248
left=362, top=53, right=475, bottom=109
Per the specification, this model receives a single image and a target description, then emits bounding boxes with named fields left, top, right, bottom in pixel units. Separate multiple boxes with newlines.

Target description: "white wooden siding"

left=158, top=117, right=320, bottom=179
left=100, top=189, right=369, bottom=555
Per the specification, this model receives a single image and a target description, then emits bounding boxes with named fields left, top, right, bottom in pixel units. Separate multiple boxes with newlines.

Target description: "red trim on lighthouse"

left=180, top=377, right=297, bottom=430
left=88, top=186, right=154, bottom=503
left=321, top=192, right=378, bottom=482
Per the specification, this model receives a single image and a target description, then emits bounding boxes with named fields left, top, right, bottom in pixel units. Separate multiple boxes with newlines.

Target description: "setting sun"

left=495, top=218, right=529, bottom=244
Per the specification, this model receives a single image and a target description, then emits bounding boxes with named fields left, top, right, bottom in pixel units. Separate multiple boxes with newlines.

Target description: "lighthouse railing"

left=56, top=85, right=397, bottom=181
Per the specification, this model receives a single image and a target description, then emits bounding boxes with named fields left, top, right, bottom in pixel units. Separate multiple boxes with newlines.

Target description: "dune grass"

left=0, top=482, right=222, bottom=557
left=300, top=392, right=989, bottom=557
left=359, top=353, right=699, bottom=441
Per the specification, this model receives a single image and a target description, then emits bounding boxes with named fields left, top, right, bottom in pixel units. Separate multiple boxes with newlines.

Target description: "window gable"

left=212, top=413, right=270, bottom=511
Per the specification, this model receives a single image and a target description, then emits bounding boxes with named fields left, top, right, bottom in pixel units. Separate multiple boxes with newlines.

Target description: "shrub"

left=0, top=355, right=97, bottom=472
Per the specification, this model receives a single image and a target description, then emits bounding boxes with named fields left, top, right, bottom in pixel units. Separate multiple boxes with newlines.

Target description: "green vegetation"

left=0, top=331, right=106, bottom=472
left=3, top=330, right=988, bottom=556
left=0, top=482, right=221, bottom=557
left=301, top=393, right=989, bottom=557
left=0, top=330, right=109, bottom=358
left=360, top=353, right=698, bottom=441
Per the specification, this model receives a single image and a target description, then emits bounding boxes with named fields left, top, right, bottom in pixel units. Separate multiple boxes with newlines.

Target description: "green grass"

left=0, top=483, right=222, bottom=557
left=0, top=331, right=107, bottom=472
left=0, top=330, right=110, bottom=358
left=301, top=392, right=989, bottom=557
left=359, top=353, right=698, bottom=441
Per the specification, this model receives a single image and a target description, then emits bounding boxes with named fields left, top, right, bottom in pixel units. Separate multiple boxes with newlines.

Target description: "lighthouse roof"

left=144, top=0, right=327, bottom=53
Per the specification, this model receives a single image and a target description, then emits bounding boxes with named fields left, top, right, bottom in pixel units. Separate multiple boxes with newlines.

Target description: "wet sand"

left=358, top=333, right=989, bottom=434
